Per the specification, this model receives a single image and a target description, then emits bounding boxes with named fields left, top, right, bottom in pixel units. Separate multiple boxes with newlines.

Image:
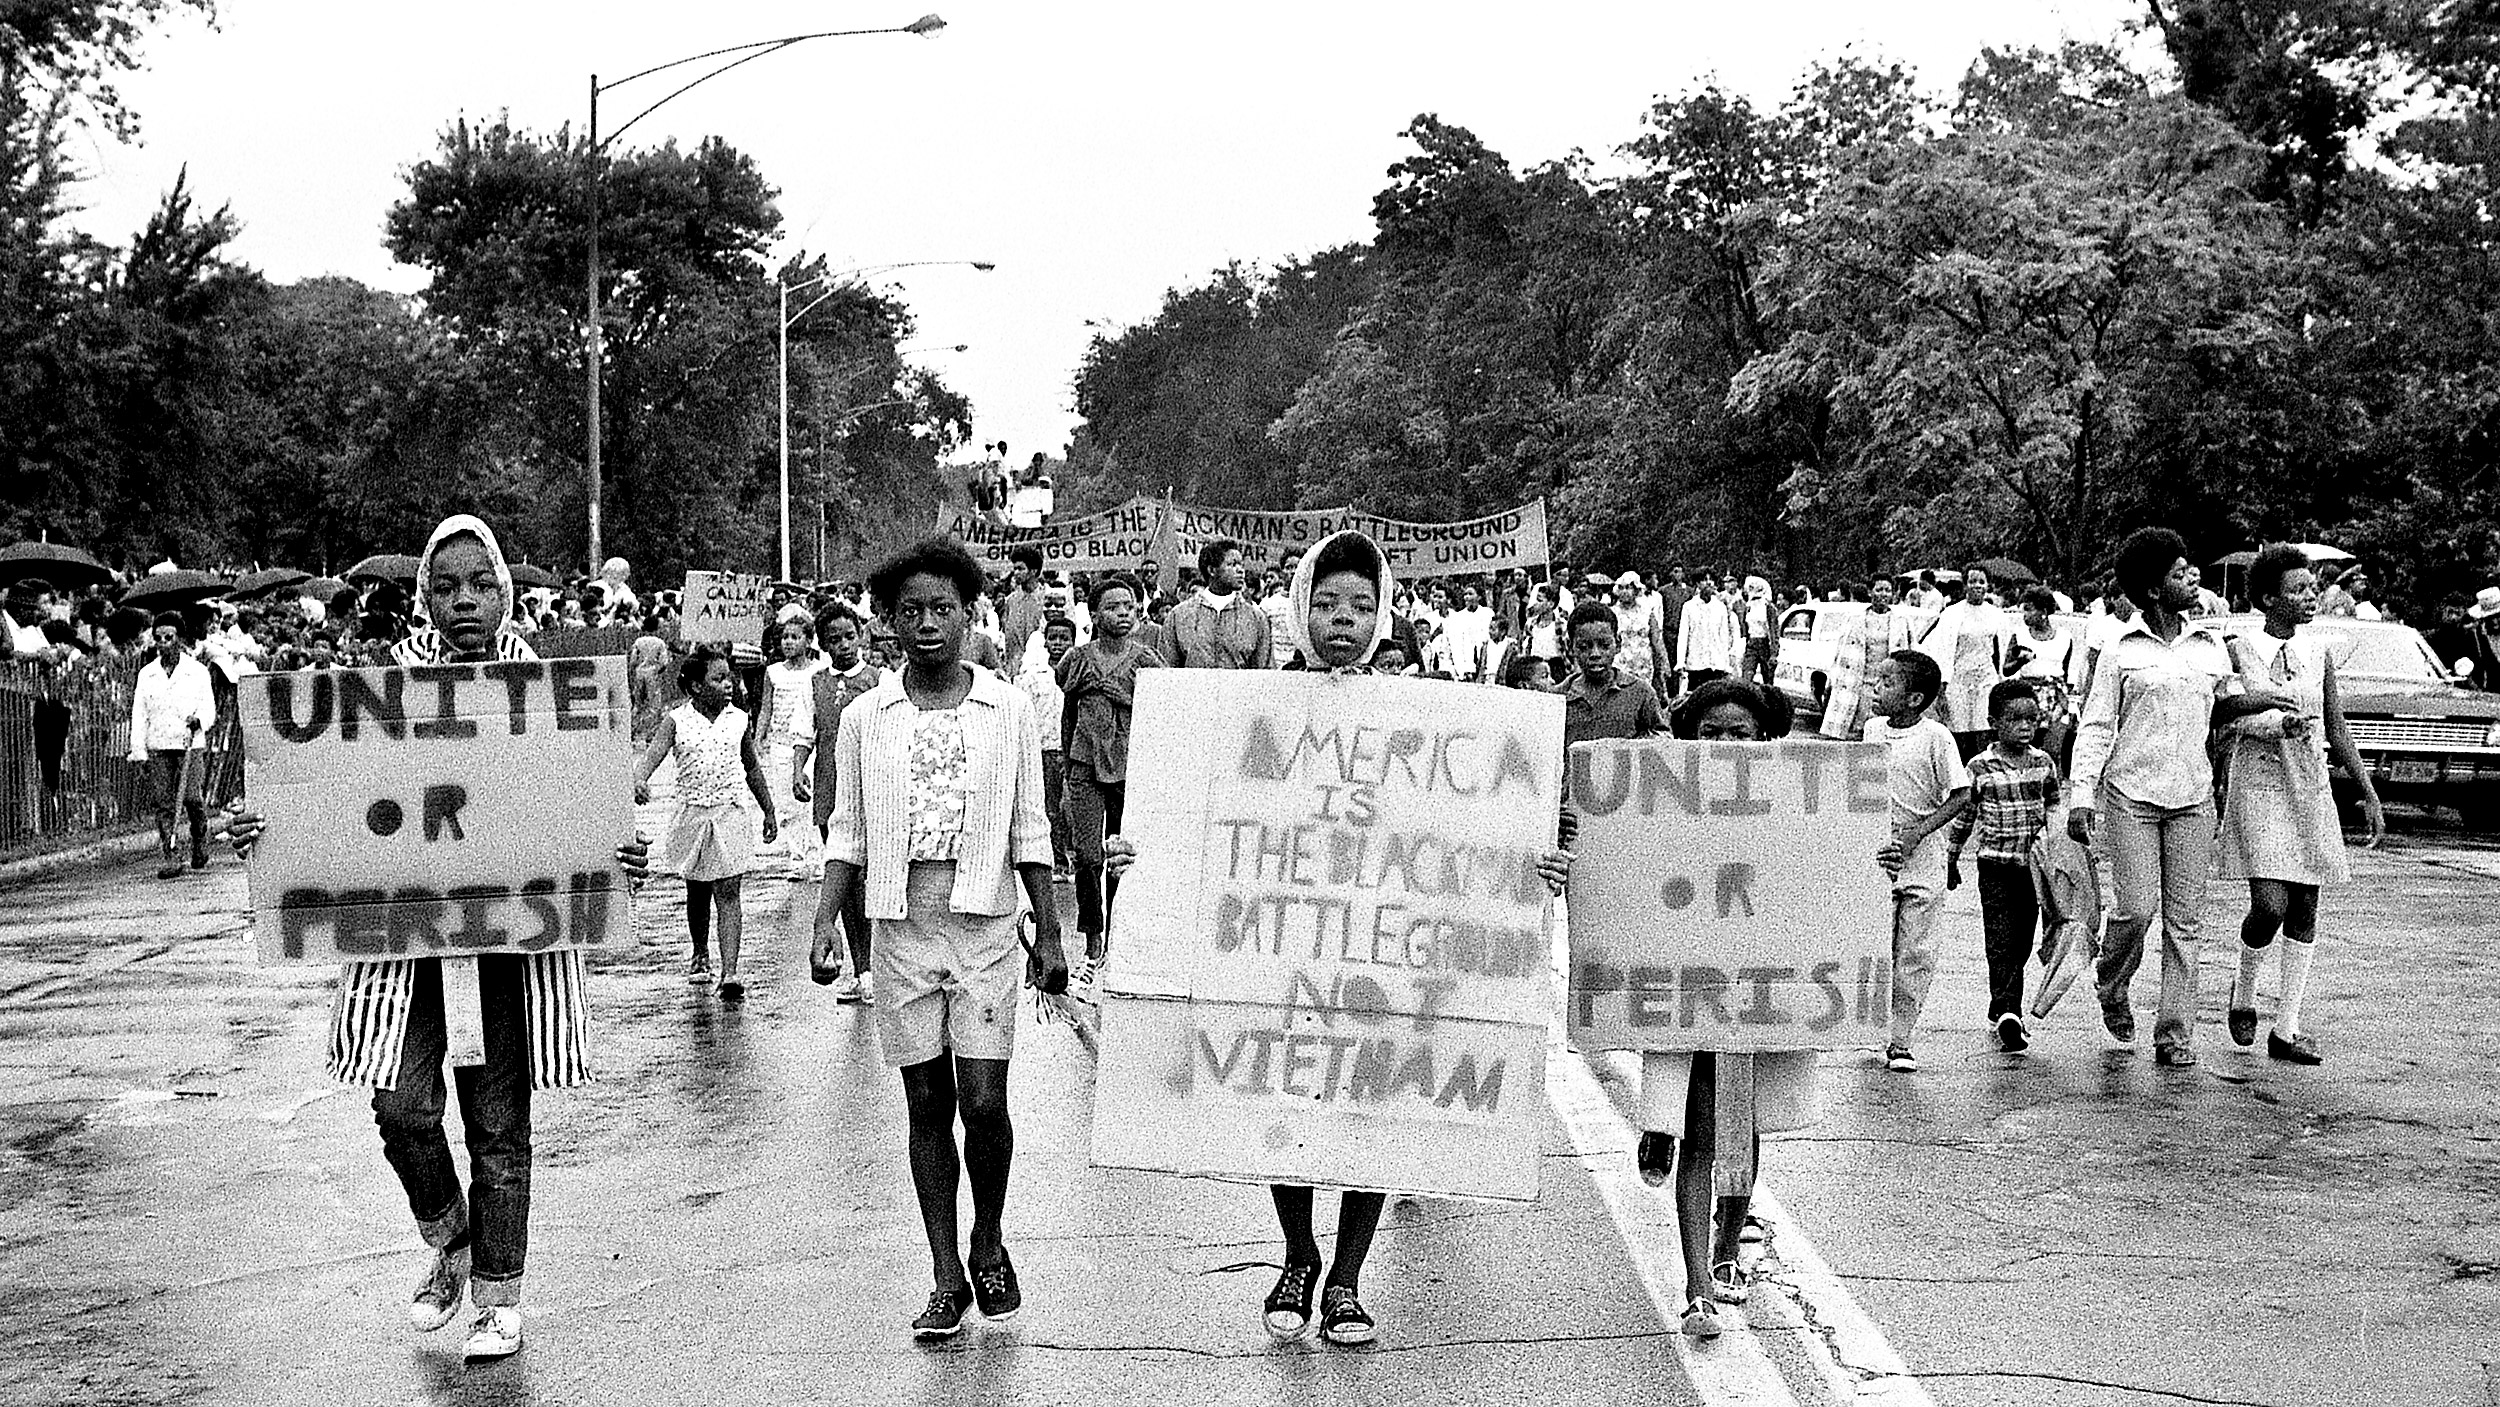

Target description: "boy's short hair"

left=1009, top=545, right=1045, bottom=573
left=1373, top=640, right=1410, bottom=669
left=1565, top=601, right=1617, bottom=639
left=1987, top=677, right=2040, bottom=721
left=1886, top=649, right=1944, bottom=708
left=1088, top=572, right=1143, bottom=611
left=1041, top=616, right=1079, bottom=638
left=1669, top=679, right=1795, bottom=740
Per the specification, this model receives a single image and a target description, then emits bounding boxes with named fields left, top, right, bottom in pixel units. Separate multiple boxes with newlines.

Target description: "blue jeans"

left=372, top=957, right=533, bottom=1304
left=2093, top=786, right=2215, bottom=1050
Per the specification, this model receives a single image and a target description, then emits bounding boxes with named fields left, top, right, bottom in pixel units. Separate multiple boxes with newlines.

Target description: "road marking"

left=1547, top=1042, right=1802, bottom=1406
left=1550, top=1045, right=1938, bottom=1407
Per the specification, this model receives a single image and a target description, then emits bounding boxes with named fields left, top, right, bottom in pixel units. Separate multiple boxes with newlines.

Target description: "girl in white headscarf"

left=1105, top=530, right=1572, bottom=1348
left=229, top=515, right=648, bottom=1363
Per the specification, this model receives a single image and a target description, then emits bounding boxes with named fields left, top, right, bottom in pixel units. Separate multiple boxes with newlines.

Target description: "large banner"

left=1093, top=671, right=1564, bottom=1201
left=681, top=570, right=772, bottom=645
left=1566, top=738, right=1893, bottom=1053
left=943, top=496, right=1551, bottom=586
left=237, top=659, right=638, bottom=965
left=936, top=497, right=1169, bottom=576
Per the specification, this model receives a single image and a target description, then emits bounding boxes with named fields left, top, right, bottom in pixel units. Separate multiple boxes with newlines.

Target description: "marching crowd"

left=54, top=511, right=2382, bottom=1362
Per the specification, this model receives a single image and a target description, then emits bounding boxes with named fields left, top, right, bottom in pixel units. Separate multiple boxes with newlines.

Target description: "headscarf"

left=1285, top=529, right=1396, bottom=670
left=399, top=514, right=533, bottom=665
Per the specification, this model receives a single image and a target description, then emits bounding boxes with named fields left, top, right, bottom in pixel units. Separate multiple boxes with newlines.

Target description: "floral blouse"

left=905, top=706, right=971, bottom=861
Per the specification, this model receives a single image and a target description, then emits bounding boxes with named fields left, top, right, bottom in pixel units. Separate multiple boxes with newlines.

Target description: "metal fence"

left=0, top=630, right=674, bottom=862
left=0, top=658, right=246, bottom=861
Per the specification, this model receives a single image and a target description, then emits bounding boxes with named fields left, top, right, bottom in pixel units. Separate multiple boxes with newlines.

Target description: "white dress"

left=659, top=701, right=756, bottom=883
left=2217, top=631, right=2349, bottom=886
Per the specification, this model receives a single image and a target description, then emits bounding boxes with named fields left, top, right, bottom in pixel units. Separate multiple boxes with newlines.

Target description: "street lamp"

left=582, top=15, right=947, bottom=571
left=779, top=262, right=991, bottom=578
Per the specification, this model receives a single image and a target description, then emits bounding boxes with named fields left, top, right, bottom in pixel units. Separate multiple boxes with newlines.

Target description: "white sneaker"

left=462, top=1305, right=523, bottom=1360
left=408, top=1245, right=469, bottom=1331
left=832, top=973, right=863, bottom=1003
left=857, top=971, right=875, bottom=1007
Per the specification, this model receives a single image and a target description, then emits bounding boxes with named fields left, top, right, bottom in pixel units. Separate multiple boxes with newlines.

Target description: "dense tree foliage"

left=1075, top=16, right=2500, bottom=617
left=1, top=4, right=970, bottom=582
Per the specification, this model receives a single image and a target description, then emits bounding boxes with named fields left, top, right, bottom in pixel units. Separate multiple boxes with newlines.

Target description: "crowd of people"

left=50, top=514, right=2387, bottom=1361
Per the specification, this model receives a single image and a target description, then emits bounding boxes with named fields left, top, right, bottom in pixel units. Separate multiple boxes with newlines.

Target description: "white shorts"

left=871, top=862, right=1023, bottom=1068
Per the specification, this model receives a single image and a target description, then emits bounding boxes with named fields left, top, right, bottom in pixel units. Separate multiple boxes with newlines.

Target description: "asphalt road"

left=2, top=795, right=2493, bottom=1406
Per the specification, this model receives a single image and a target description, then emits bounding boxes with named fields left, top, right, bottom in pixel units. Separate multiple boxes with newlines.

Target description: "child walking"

left=636, top=645, right=778, bottom=999
left=1948, top=679, right=2062, bottom=1053
left=1868, top=650, right=1971, bottom=1073
left=1054, top=573, right=1162, bottom=973
left=1020, top=615, right=1080, bottom=878
left=809, top=602, right=888, bottom=1003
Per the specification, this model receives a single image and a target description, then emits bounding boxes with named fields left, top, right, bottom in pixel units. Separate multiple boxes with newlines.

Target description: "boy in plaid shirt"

left=1950, top=679, right=2063, bottom=1052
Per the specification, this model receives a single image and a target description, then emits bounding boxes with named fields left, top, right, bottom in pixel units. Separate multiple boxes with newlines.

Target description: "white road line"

left=1748, top=1182, right=1936, bottom=1407
left=1547, top=1044, right=1802, bottom=1407
left=1549, top=1045, right=1936, bottom=1407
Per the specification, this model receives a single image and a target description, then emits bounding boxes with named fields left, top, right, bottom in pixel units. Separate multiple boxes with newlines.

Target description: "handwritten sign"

left=681, top=570, right=771, bottom=645
left=1566, top=738, right=1893, bottom=1053
left=237, top=659, right=637, bottom=965
left=1093, top=671, right=1564, bottom=1201
left=936, top=497, right=1170, bottom=576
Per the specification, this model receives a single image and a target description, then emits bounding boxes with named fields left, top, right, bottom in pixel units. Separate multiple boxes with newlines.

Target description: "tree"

left=1732, top=47, right=2301, bottom=579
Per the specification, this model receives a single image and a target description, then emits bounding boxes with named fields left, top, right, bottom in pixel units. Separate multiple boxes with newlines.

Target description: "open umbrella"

left=347, top=553, right=422, bottom=584
left=508, top=563, right=560, bottom=589
left=229, top=566, right=311, bottom=600
left=1970, top=556, right=2039, bottom=585
left=2210, top=550, right=2257, bottom=569
left=2290, top=542, right=2357, bottom=565
left=300, top=576, right=352, bottom=600
left=119, top=570, right=230, bottom=610
left=0, top=541, right=112, bottom=590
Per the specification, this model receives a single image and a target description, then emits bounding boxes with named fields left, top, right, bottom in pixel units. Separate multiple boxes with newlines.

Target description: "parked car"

left=1773, top=602, right=1937, bottom=725
left=2211, top=614, right=2500, bottom=830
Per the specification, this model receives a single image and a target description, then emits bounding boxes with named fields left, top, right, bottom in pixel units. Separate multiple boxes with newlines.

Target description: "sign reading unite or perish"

left=1094, top=671, right=1564, bottom=1202
left=236, top=659, right=638, bottom=966
left=1566, top=738, right=1895, bottom=1054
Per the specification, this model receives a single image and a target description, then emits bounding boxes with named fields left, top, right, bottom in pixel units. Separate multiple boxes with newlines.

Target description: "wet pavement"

left=3, top=793, right=2495, bottom=1406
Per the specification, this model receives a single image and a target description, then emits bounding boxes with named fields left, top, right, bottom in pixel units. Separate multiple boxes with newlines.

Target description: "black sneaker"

left=1263, top=1260, right=1319, bottom=1340
left=2228, top=1007, right=2258, bottom=1047
left=1319, top=1285, right=1375, bottom=1345
left=911, top=1286, right=975, bottom=1339
left=1996, top=1014, right=2029, bottom=1053
left=156, top=862, right=186, bottom=880
left=2267, top=1030, right=2323, bottom=1065
left=2102, top=1004, right=2137, bottom=1044
left=189, top=850, right=209, bottom=871
left=969, top=1253, right=1021, bottom=1322
left=1637, top=1131, right=1674, bottom=1187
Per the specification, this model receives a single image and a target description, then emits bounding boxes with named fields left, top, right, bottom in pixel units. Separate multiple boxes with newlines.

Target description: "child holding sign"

left=227, top=514, right=649, bottom=1364
left=1104, top=530, right=1572, bottom=1347
left=636, top=645, right=779, bottom=999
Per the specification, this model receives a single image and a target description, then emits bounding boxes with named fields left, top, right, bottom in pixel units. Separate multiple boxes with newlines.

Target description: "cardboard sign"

left=681, top=570, right=772, bottom=644
left=237, top=658, right=637, bottom=966
left=1093, top=671, right=1564, bottom=1201
left=1566, top=738, right=1893, bottom=1053
left=936, top=497, right=1171, bottom=576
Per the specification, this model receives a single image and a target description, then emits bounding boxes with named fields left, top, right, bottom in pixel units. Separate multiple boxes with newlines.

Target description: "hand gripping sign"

left=1565, top=738, right=1894, bottom=1054
left=237, top=659, right=637, bottom=968
left=1092, top=670, right=1564, bottom=1201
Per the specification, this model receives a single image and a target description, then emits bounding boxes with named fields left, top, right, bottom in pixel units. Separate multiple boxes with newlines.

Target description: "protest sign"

left=237, top=658, right=637, bottom=966
left=681, top=570, right=772, bottom=645
left=1093, top=671, right=1563, bottom=1201
left=936, top=497, right=1170, bottom=577
left=1155, top=499, right=1550, bottom=583
left=1341, top=499, right=1549, bottom=580
left=1565, top=738, right=1893, bottom=1053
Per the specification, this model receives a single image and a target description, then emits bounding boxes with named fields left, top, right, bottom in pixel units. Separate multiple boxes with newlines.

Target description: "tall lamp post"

left=779, top=261, right=991, bottom=579
left=583, top=14, right=947, bottom=572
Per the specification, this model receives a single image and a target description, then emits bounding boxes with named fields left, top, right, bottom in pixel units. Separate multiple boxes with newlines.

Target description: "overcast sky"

left=71, top=0, right=2139, bottom=467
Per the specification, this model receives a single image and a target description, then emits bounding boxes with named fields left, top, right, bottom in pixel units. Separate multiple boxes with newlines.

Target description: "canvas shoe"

left=1680, top=1296, right=1722, bottom=1339
left=1996, top=1014, right=2030, bottom=1054
left=408, top=1245, right=469, bottom=1332
left=1319, top=1285, right=1375, bottom=1345
left=1264, top=1261, right=1319, bottom=1340
left=912, top=1286, right=975, bottom=1340
left=461, top=1305, right=522, bottom=1360
left=1884, top=1045, right=1918, bottom=1073
left=831, top=972, right=864, bottom=1003
left=969, top=1253, right=1021, bottom=1323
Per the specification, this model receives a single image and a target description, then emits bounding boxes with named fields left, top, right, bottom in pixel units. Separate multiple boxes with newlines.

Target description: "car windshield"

left=2306, top=621, right=2445, bottom=682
